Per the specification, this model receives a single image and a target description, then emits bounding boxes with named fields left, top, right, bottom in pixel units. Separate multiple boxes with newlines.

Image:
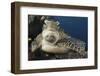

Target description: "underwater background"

left=48, top=16, right=88, bottom=44
left=49, top=16, right=88, bottom=52
left=28, top=15, right=88, bottom=60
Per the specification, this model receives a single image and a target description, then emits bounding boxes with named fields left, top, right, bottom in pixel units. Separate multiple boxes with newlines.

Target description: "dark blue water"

left=49, top=16, right=88, bottom=50
left=49, top=16, right=88, bottom=42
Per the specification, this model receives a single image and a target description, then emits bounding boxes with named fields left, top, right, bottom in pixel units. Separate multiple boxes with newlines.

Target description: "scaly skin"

left=31, top=20, right=87, bottom=57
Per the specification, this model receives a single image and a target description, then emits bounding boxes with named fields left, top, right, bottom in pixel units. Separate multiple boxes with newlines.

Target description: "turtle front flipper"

left=31, top=33, right=42, bottom=52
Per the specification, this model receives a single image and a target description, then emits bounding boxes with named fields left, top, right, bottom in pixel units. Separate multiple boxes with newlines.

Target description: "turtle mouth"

left=42, top=30, right=60, bottom=44
left=45, top=35, right=56, bottom=43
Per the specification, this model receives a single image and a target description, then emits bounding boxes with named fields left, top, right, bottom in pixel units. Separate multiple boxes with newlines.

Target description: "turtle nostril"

left=46, top=35, right=49, bottom=38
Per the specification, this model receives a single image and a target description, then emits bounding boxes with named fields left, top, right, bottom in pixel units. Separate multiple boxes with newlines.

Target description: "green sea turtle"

left=31, top=19, right=87, bottom=58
